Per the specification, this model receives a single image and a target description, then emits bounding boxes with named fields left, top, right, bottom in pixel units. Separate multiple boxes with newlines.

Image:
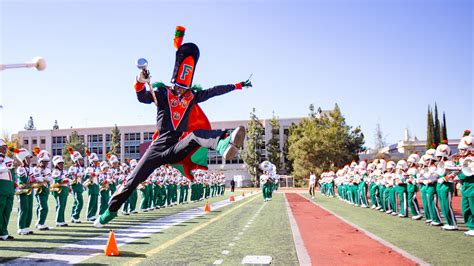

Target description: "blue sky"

left=1, top=0, right=472, bottom=148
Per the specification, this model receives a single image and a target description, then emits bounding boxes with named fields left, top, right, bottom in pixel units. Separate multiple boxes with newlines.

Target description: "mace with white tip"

left=0, top=57, right=46, bottom=71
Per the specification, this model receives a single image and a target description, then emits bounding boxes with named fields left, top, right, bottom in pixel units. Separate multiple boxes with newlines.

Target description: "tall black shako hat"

left=171, top=42, right=200, bottom=89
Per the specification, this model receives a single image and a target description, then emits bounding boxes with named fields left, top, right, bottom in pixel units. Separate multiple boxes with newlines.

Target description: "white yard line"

left=8, top=193, right=257, bottom=265
left=284, top=195, right=312, bottom=266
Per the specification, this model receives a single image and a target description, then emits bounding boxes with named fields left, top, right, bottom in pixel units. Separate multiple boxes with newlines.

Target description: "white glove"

left=137, top=70, right=150, bottom=84
left=437, top=178, right=444, bottom=184
left=35, top=176, right=44, bottom=182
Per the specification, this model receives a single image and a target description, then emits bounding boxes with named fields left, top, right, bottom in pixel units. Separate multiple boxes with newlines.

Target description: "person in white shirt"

left=309, top=172, right=316, bottom=199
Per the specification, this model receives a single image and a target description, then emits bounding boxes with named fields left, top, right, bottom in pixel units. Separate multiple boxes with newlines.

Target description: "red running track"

left=286, top=193, right=417, bottom=266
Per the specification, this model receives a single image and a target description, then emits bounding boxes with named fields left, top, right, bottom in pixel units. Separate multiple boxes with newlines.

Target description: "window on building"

left=88, top=134, right=103, bottom=143
left=125, top=133, right=140, bottom=141
left=143, top=132, right=155, bottom=141
left=32, top=139, right=37, bottom=145
left=40, top=138, right=46, bottom=144
left=23, top=139, right=28, bottom=145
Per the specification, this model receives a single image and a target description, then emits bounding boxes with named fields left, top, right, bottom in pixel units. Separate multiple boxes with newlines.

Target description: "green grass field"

left=0, top=190, right=242, bottom=263
left=0, top=190, right=299, bottom=265
left=304, top=193, right=474, bottom=265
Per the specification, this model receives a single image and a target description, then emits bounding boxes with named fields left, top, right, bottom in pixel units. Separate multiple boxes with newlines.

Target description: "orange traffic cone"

left=204, top=201, right=211, bottom=213
left=242, top=192, right=245, bottom=197
left=105, top=230, right=119, bottom=256
left=229, top=195, right=235, bottom=202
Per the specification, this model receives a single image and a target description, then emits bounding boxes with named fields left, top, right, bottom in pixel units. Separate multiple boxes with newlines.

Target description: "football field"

left=0, top=189, right=473, bottom=265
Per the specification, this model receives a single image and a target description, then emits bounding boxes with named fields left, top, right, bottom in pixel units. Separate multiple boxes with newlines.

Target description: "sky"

left=0, top=0, right=472, bottom=148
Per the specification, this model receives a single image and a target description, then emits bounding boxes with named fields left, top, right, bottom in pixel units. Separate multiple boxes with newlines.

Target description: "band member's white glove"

left=137, top=70, right=150, bottom=84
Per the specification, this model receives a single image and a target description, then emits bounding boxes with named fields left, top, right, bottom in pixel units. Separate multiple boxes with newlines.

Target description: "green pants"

left=395, top=185, right=407, bottom=216
left=0, top=194, right=14, bottom=236
left=35, top=189, right=49, bottom=225
left=379, top=186, right=386, bottom=211
left=71, top=190, right=84, bottom=220
left=130, top=190, right=138, bottom=211
left=179, top=185, right=185, bottom=204
left=18, top=193, right=34, bottom=229
left=358, top=182, right=368, bottom=206
left=388, top=187, right=397, bottom=213
left=53, top=188, right=69, bottom=223
left=407, top=183, right=421, bottom=216
left=462, top=195, right=474, bottom=230
left=87, top=193, right=98, bottom=219
left=139, top=187, right=149, bottom=210
left=425, top=184, right=441, bottom=223
left=160, top=187, right=166, bottom=207
left=99, top=190, right=110, bottom=215
left=153, top=185, right=160, bottom=208
left=420, top=184, right=431, bottom=220
left=369, top=183, right=377, bottom=207
left=437, top=182, right=457, bottom=226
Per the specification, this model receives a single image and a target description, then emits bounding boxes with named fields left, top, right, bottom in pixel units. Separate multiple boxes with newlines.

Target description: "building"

left=17, top=117, right=303, bottom=186
left=359, top=129, right=462, bottom=161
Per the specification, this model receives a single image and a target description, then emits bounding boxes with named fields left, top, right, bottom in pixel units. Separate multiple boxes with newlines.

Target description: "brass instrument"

left=461, top=157, right=474, bottom=176
left=15, top=184, right=33, bottom=195
left=50, top=183, right=62, bottom=193
left=99, top=181, right=108, bottom=192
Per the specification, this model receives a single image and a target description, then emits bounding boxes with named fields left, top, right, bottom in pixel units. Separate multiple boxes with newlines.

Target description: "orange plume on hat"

left=67, top=146, right=75, bottom=155
left=33, top=146, right=41, bottom=156
left=85, top=147, right=91, bottom=157
left=105, top=153, right=111, bottom=160
left=464, top=130, right=471, bottom=137
left=174, top=26, right=186, bottom=49
left=8, top=146, right=19, bottom=154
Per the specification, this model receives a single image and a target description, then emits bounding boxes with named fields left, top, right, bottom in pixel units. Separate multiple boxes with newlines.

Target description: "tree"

left=61, top=131, right=86, bottom=169
left=374, top=122, right=386, bottom=151
left=282, top=123, right=297, bottom=174
left=109, top=124, right=121, bottom=156
left=434, top=103, right=441, bottom=145
left=24, top=116, right=36, bottom=131
left=426, top=106, right=435, bottom=149
left=242, top=108, right=265, bottom=185
left=266, top=113, right=282, bottom=172
left=288, top=103, right=365, bottom=186
left=441, top=112, right=448, bottom=141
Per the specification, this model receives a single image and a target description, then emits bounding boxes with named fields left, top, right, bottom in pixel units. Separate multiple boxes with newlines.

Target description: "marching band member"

left=456, top=131, right=474, bottom=236
left=51, top=155, right=72, bottom=227
left=107, top=154, right=120, bottom=197
left=33, top=150, right=54, bottom=230
left=98, top=161, right=111, bottom=215
left=394, top=160, right=408, bottom=218
left=407, top=154, right=422, bottom=220
left=0, top=140, right=15, bottom=240
left=128, top=159, right=139, bottom=214
left=68, top=148, right=85, bottom=224
left=14, top=148, right=34, bottom=235
left=119, top=162, right=132, bottom=215
left=84, top=152, right=100, bottom=221
left=435, top=142, right=458, bottom=230
left=423, top=153, right=442, bottom=226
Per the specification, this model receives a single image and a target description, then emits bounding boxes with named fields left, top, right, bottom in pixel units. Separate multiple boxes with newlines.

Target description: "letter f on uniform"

left=180, top=65, right=193, bottom=80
